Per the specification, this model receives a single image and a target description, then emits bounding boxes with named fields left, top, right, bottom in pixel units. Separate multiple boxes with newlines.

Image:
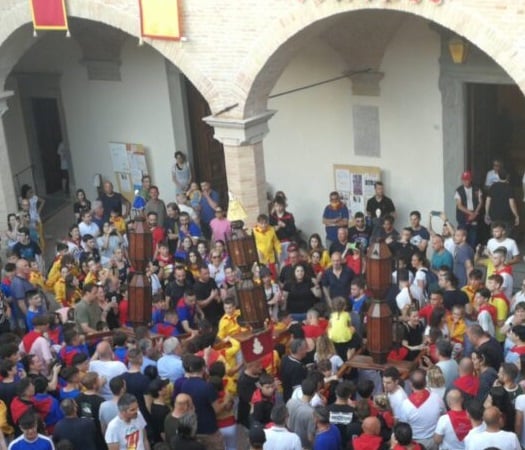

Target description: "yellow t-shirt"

left=490, top=295, right=509, bottom=342
left=328, top=311, right=353, bottom=343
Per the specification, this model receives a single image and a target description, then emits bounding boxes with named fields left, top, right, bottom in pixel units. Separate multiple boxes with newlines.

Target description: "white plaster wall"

left=265, top=16, right=444, bottom=239
left=60, top=40, right=177, bottom=203
left=12, top=35, right=178, bottom=205
left=3, top=87, right=32, bottom=191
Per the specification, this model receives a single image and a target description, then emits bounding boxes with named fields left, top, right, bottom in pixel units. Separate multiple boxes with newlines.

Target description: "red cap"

left=461, top=171, right=472, bottom=181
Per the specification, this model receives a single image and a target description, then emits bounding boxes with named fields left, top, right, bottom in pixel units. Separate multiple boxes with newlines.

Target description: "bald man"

left=98, top=180, right=130, bottom=221
left=11, top=258, right=37, bottom=331
left=465, top=406, right=521, bottom=450
left=164, top=393, right=194, bottom=444
left=351, top=416, right=383, bottom=450
left=453, top=357, right=480, bottom=400
left=434, top=389, right=472, bottom=449
left=399, top=369, right=445, bottom=449
left=88, top=341, right=127, bottom=400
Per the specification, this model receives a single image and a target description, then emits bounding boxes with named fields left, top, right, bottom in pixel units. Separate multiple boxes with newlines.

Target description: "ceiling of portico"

left=11, top=19, right=128, bottom=79
left=319, top=10, right=407, bottom=72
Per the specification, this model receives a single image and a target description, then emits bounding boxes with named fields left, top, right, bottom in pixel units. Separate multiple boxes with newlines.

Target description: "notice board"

left=333, top=164, right=381, bottom=218
left=109, top=142, right=149, bottom=203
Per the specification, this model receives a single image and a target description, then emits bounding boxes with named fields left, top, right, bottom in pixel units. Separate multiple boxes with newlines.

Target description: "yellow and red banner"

left=138, top=0, right=182, bottom=41
left=30, top=0, right=68, bottom=31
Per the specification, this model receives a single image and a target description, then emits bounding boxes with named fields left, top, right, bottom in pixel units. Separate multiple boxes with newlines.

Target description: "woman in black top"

left=73, top=189, right=91, bottom=224
left=282, top=263, right=321, bottom=322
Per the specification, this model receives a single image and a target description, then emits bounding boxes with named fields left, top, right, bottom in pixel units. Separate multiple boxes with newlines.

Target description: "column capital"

left=0, top=91, right=14, bottom=116
left=203, top=110, right=276, bottom=146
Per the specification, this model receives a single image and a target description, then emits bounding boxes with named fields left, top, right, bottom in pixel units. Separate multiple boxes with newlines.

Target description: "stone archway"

left=236, top=1, right=525, bottom=118
left=0, top=0, right=218, bottom=109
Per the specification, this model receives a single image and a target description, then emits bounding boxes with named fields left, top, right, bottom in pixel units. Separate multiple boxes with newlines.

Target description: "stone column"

left=0, top=91, right=19, bottom=229
left=204, top=110, right=275, bottom=226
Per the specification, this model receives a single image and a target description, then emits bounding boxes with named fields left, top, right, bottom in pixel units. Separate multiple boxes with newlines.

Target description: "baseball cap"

left=461, top=171, right=472, bottom=181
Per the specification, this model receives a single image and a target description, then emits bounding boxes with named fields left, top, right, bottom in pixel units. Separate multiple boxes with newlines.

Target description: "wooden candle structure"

left=127, top=216, right=153, bottom=327
left=226, top=232, right=269, bottom=330
left=365, top=240, right=393, bottom=364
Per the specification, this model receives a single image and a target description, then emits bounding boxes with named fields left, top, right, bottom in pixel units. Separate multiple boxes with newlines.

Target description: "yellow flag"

left=139, top=0, right=182, bottom=40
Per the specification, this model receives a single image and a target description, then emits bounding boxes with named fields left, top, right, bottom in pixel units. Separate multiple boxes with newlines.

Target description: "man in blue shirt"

left=199, top=181, right=220, bottom=240
left=322, top=192, right=349, bottom=249
left=312, top=406, right=341, bottom=450
left=8, top=411, right=54, bottom=450
left=157, top=337, right=184, bottom=383
left=180, top=355, right=224, bottom=448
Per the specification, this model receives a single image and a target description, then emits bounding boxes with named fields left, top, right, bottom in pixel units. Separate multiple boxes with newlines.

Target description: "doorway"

left=467, top=83, right=525, bottom=239
left=31, top=97, right=63, bottom=195
left=466, top=83, right=525, bottom=189
left=185, top=79, right=229, bottom=208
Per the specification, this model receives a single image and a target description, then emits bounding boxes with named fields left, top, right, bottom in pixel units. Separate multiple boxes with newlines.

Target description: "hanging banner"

left=240, top=329, right=273, bottom=363
left=138, top=0, right=182, bottom=41
left=30, top=0, right=69, bottom=31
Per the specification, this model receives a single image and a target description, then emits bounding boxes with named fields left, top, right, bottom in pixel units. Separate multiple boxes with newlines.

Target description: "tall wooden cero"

left=365, top=240, right=393, bottom=364
left=226, top=232, right=269, bottom=331
left=127, top=216, right=153, bottom=327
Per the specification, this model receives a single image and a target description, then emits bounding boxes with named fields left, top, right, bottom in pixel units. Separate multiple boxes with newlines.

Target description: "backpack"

left=421, top=268, right=438, bottom=299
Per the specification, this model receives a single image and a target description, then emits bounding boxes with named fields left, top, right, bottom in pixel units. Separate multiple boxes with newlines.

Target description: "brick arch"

left=237, top=2, right=525, bottom=118
left=0, top=0, right=218, bottom=108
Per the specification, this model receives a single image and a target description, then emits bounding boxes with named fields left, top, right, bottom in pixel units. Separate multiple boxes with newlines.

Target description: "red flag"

left=30, top=0, right=68, bottom=31
left=240, top=329, right=273, bottom=363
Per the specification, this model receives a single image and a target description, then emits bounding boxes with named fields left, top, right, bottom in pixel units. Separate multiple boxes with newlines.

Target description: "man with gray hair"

left=157, top=337, right=183, bottom=383
left=105, top=393, right=149, bottom=450
left=264, top=404, right=301, bottom=450
left=53, top=398, right=98, bottom=450
left=280, top=338, right=308, bottom=401
left=138, top=338, right=157, bottom=373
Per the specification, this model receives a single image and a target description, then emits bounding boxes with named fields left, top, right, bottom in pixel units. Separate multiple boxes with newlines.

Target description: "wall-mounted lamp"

left=448, top=37, right=469, bottom=64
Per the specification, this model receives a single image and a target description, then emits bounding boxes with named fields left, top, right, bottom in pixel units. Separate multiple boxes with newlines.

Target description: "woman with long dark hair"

left=282, top=263, right=321, bottom=321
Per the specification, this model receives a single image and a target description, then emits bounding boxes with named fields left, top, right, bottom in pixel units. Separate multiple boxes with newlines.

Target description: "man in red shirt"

left=147, top=212, right=166, bottom=254
left=418, top=290, right=444, bottom=325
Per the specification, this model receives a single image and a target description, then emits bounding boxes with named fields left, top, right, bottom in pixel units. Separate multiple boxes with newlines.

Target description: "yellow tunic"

left=253, top=226, right=281, bottom=264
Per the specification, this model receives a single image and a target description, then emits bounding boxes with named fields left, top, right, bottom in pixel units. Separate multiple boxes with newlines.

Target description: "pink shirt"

left=210, top=217, right=231, bottom=243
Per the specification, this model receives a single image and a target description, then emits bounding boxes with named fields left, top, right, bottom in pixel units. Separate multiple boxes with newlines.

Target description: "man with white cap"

left=455, top=170, right=482, bottom=249
left=157, top=337, right=183, bottom=383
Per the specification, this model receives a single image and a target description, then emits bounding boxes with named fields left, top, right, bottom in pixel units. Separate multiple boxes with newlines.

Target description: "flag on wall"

left=240, top=329, right=273, bottom=363
left=30, top=0, right=69, bottom=31
left=138, top=0, right=182, bottom=41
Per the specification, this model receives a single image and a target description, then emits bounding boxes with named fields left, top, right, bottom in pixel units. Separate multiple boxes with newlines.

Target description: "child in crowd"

left=186, top=181, right=202, bottom=210
left=250, top=373, right=277, bottom=427
left=253, top=214, right=281, bottom=279
left=151, top=309, right=184, bottom=338
left=112, top=331, right=129, bottom=364
left=109, top=207, right=127, bottom=235
left=328, top=296, right=354, bottom=361
left=59, top=329, right=89, bottom=367
left=28, top=259, right=45, bottom=290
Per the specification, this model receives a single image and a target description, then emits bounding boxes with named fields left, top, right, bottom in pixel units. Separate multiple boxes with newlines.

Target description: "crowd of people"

left=0, top=155, right=524, bottom=449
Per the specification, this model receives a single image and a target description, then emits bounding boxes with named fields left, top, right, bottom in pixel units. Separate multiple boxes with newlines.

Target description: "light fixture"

left=448, top=37, right=469, bottom=64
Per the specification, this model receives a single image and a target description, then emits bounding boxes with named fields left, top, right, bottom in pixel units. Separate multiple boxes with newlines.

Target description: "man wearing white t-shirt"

left=78, top=211, right=101, bottom=238
left=465, top=406, right=521, bottom=450
left=515, top=393, right=525, bottom=448
left=105, top=393, right=148, bottom=450
left=263, top=404, right=302, bottom=450
left=434, top=389, right=472, bottom=450
left=486, top=223, right=520, bottom=265
left=462, top=398, right=486, bottom=450
left=89, top=341, right=127, bottom=400
left=399, top=369, right=445, bottom=450
left=382, top=367, right=407, bottom=420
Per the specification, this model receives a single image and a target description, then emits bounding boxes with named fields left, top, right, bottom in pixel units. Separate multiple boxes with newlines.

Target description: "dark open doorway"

left=467, top=83, right=525, bottom=238
left=466, top=83, right=525, bottom=189
left=31, top=97, right=63, bottom=195
left=185, top=79, right=229, bottom=208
